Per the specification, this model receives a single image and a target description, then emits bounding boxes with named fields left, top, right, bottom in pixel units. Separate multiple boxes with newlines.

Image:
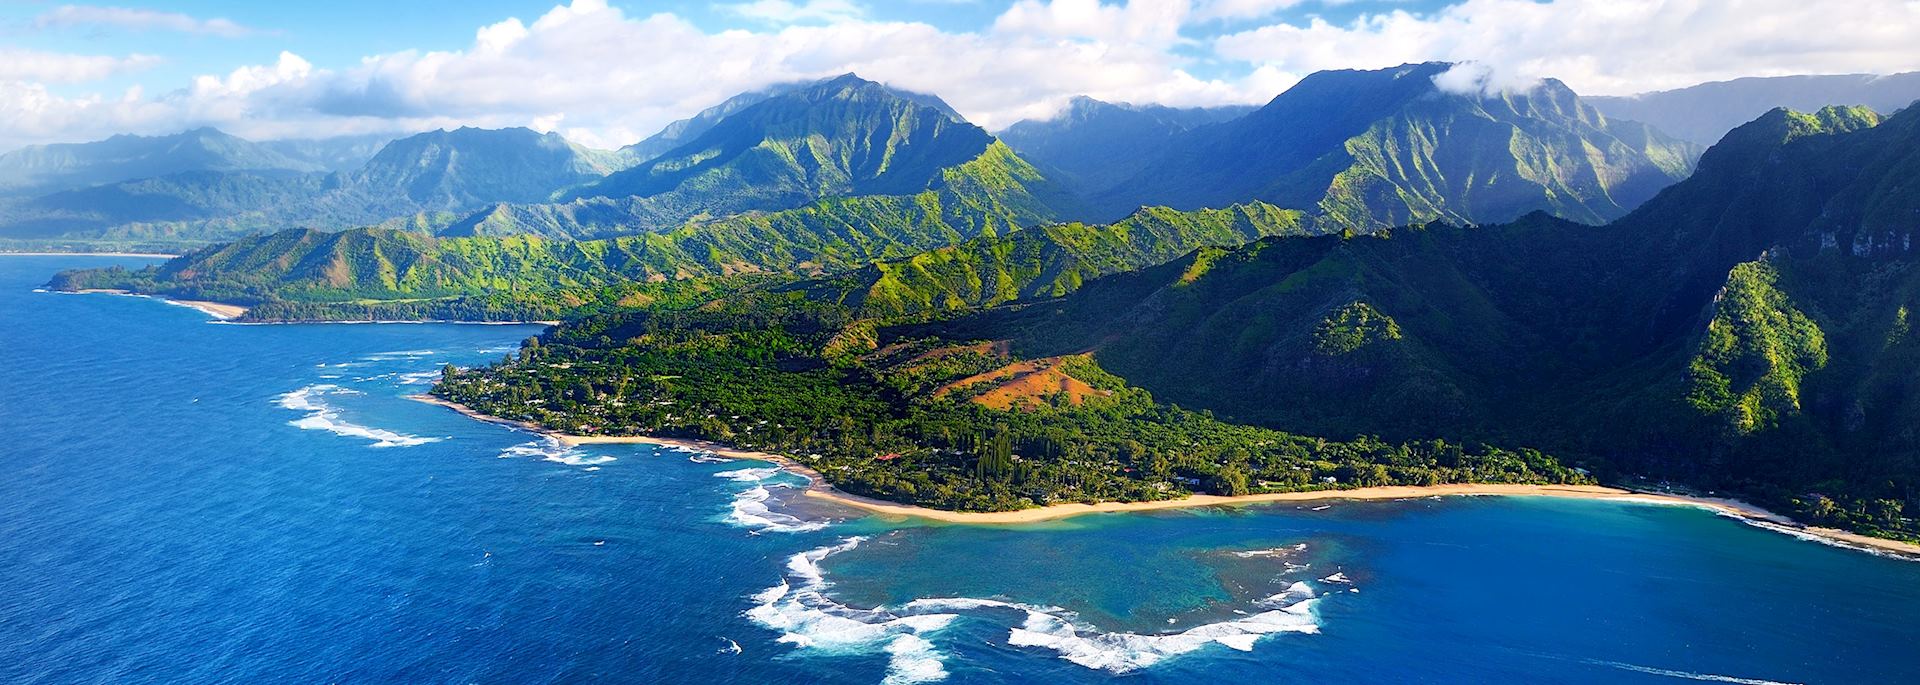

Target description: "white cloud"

left=34, top=5, right=263, bottom=38
left=0, top=49, right=160, bottom=84
left=1213, top=0, right=1920, bottom=96
left=722, top=0, right=867, bottom=24
left=7, top=0, right=1920, bottom=151
left=0, top=0, right=1274, bottom=149
left=1430, top=60, right=1541, bottom=96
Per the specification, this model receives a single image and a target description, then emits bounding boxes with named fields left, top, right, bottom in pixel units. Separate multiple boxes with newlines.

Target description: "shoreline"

left=71, top=288, right=247, bottom=319
left=407, top=395, right=1920, bottom=559
left=1, top=251, right=179, bottom=258
left=61, top=289, right=557, bottom=325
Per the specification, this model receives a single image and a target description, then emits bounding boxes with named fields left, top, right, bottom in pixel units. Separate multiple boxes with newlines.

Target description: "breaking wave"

left=715, top=467, right=826, bottom=533
left=749, top=538, right=1329, bottom=680
left=498, top=438, right=615, bottom=467
left=747, top=538, right=958, bottom=684
left=276, top=385, right=441, bottom=448
left=360, top=349, right=436, bottom=361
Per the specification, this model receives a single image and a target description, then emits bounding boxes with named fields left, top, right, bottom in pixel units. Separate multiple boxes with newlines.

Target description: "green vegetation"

left=1685, top=259, right=1828, bottom=435
left=934, top=104, right=1920, bottom=541
left=800, top=202, right=1308, bottom=317
left=562, top=74, right=1004, bottom=227
left=431, top=303, right=1590, bottom=512
left=1096, top=62, right=1700, bottom=230
left=50, top=199, right=1292, bottom=323
left=997, top=96, right=1253, bottom=192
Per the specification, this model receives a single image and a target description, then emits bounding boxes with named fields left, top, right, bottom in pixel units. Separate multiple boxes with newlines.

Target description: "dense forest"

left=432, top=300, right=1590, bottom=512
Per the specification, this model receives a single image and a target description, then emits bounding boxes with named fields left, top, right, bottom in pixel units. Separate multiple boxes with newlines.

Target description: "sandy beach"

left=408, top=395, right=1920, bottom=558
left=71, top=289, right=248, bottom=319
left=1, top=252, right=179, bottom=258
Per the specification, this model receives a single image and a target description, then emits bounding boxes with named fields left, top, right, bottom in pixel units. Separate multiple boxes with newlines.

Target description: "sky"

left=3, top=0, right=1919, bottom=150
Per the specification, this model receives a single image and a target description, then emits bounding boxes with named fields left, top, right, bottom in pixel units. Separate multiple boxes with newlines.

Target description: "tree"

left=1209, top=466, right=1250, bottom=496
left=976, top=426, right=1014, bottom=482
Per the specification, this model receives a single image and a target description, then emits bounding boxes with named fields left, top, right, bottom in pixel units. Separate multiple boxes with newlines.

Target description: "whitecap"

left=715, top=466, right=782, bottom=482
left=1321, top=572, right=1351, bottom=584
left=361, top=349, right=436, bottom=360
left=1004, top=598, right=1319, bottom=672
left=728, top=484, right=828, bottom=533
left=746, top=538, right=1328, bottom=679
left=747, top=538, right=960, bottom=683
left=1232, top=543, right=1307, bottom=559
left=395, top=370, right=442, bottom=385
left=276, top=385, right=441, bottom=448
left=497, top=438, right=615, bottom=467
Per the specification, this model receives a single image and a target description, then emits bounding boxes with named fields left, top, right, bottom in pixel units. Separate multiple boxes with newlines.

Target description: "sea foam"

left=715, top=467, right=826, bottom=533
left=749, top=538, right=1329, bottom=679
left=747, top=538, right=959, bottom=684
left=276, top=385, right=441, bottom=448
left=497, top=438, right=615, bottom=467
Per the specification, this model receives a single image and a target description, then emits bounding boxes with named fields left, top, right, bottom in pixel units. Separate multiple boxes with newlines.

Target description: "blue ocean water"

left=2, top=255, right=1918, bottom=684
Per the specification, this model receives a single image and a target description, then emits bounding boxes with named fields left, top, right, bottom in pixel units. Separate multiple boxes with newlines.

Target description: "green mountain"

left=998, top=96, right=1253, bottom=192
left=0, top=170, right=332, bottom=240
left=46, top=144, right=1117, bottom=322
left=261, top=133, right=401, bottom=172
left=933, top=103, right=1916, bottom=535
left=618, top=87, right=782, bottom=164
left=1588, top=71, right=1920, bottom=144
left=0, top=127, right=322, bottom=197
left=797, top=202, right=1307, bottom=318
left=544, top=74, right=1003, bottom=231
left=1096, top=62, right=1701, bottom=231
left=342, top=126, right=625, bottom=212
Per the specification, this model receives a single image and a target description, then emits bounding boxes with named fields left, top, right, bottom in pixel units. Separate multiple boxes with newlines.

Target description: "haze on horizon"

left=4, top=0, right=1920, bottom=151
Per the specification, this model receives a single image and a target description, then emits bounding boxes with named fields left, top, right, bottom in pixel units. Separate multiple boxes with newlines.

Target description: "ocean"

left=3, top=255, right=1917, bottom=684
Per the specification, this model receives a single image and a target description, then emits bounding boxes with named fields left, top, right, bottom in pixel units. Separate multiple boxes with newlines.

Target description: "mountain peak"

left=559, top=73, right=1009, bottom=223
left=1096, top=60, right=1697, bottom=228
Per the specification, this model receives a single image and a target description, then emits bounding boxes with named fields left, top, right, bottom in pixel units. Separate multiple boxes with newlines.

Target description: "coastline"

left=408, top=394, right=1920, bottom=558
left=62, top=288, right=558, bottom=325
left=71, top=288, right=247, bottom=319
left=1, top=251, right=179, bottom=258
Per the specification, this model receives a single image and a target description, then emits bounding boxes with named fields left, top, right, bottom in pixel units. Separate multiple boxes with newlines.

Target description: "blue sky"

left=2, top=0, right=1449, bottom=94
left=2, top=1, right=1916, bottom=150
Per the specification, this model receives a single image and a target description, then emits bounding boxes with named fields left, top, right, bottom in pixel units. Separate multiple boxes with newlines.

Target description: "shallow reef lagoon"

left=4, top=255, right=1919, bottom=685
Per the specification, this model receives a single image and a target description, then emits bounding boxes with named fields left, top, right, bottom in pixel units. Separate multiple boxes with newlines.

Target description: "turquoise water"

left=3, top=255, right=1917, bottom=684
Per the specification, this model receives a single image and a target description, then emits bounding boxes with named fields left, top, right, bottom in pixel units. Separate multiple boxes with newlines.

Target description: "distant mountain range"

left=0, top=65, right=1718, bottom=248
left=1093, top=62, right=1700, bottom=229
left=1589, top=71, right=1920, bottom=144
left=0, top=126, right=631, bottom=241
left=998, top=96, right=1253, bottom=192
left=0, top=128, right=373, bottom=198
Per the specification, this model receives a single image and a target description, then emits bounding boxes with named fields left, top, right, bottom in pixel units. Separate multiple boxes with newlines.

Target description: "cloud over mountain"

left=4, top=0, right=1919, bottom=151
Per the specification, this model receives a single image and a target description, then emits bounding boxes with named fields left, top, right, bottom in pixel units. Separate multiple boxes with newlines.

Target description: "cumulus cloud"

left=0, top=49, right=160, bottom=84
left=34, top=5, right=263, bottom=38
left=6, top=0, right=1920, bottom=151
left=1213, top=0, right=1920, bottom=96
left=0, top=0, right=1273, bottom=149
